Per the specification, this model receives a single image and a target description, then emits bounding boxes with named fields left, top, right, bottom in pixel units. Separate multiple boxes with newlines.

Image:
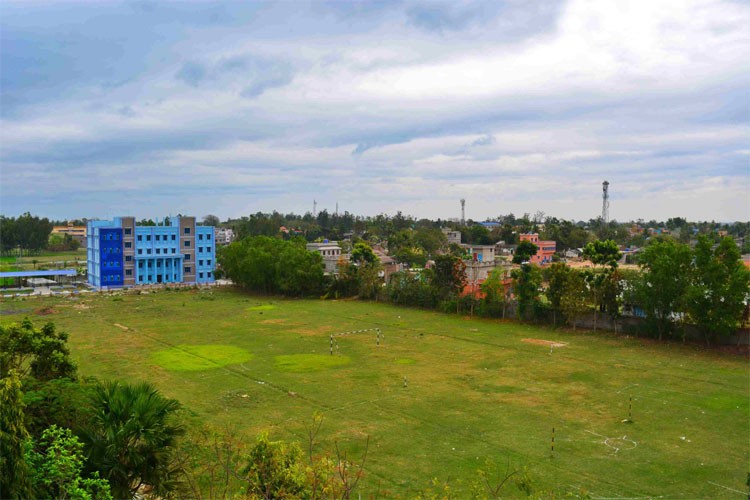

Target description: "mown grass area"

left=1, top=288, right=748, bottom=498
left=3, top=249, right=87, bottom=271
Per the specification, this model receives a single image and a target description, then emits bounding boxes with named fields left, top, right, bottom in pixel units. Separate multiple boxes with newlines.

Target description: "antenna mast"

left=602, top=181, right=610, bottom=227
left=313, top=200, right=317, bottom=217
left=460, top=199, right=466, bottom=226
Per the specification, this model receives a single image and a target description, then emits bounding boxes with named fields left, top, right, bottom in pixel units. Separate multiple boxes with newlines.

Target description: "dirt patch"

left=260, top=319, right=287, bottom=325
left=35, top=307, right=56, bottom=315
left=73, top=303, right=89, bottom=310
left=113, top=323, right=130, bottom=331
left=292, top=326, right=333, bottom=336
left=522, top=338, right=567, bottom=348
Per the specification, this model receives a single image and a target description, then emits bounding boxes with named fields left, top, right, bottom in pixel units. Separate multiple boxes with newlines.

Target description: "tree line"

left=218, top=234, right=749, bottom=345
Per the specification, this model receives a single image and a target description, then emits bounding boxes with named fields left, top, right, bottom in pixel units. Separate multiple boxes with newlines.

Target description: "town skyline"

left=1, top=0, right=748, bottom=222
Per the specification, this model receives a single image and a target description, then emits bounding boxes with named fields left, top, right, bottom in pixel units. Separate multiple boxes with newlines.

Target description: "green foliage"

left=559, top=270, right=589, bottom=330
left=582, top=239, right=622, bottom=268
left=513, top=241, right=538, bottom=264
left=636, top=238, right=692, bottom=340
left=464, top=225, right=492, bottom=245
left=240, top=433, right=310, bottom=499
left=511, top=264, right=542, bottom=321
left=480, top=268, right=511, bottom=317
left=23, top=377, right=93, bottom=439
left=219, top=236, right=324, bottom=297
left=686, top=236, right=750, bottom=342
left=543, top=262, right=572, bottom=322
left=432, top=254, right=467, bottom=300
left=0, top=213, right=54, bottom=255
left=26, top=425, right=112, bottom=500
left=80, top=381, right=184, bottom=499
left=350, top=242, right=377, bottom=265
left=386, top=270, right=439, bottom=308
left=0, top=318, right=78, bottom=382
left=0, top=370, right=32, bottom=499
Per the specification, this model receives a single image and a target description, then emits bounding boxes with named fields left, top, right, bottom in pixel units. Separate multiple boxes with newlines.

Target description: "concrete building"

left=519, top=233, right=556, bottom=265
left=306, top=240, right=344, bottom=274
left=51, top=224, right=87, bottom=245
left=442, top=228, right=462, bottom=245
left=215, top=227, right=235, bottom=245
left=87, top=216, right=215, bottom=289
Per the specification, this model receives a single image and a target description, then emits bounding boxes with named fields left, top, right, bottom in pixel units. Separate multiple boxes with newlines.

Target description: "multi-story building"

left=87, top=216, right=216, bottom=289
left=519, top=233, right=556, bottom=265
left=215, top=227, right=235, bottom=245
left=306, top=240, right=344, bottom=274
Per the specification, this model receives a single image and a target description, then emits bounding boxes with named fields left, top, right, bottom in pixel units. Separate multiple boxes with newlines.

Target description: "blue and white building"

left=87, top=216, right=216, bottom=289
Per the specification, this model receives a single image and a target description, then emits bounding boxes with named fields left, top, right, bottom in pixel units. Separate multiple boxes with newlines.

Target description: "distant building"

left=215, top=227, right=235, bottom=245
left=442, top=228, right=462, bottom=245
left=87, top=216, right=216, bottom=289
left=519, top=233, right=556, bottom=265
left=51, top=224, right=87, bottom=245
left=306, top=240, right=343, bottom=274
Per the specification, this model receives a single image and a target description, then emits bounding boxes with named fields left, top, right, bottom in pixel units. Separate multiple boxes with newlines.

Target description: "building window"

left=172, top=235, right=176, bottom=241
left=199, top=272, right=204, bottom=278
left=125, top=255, right=132, bottom=262
left=124, top=228, right=132, bottom=235
left=155, top=235, right=160, bottom=241
left=171, top=248, right=176, bottom=254
left=207, top=247, right=212, bottom=253
left=208, top=272, right=212, bottom=278
left=199, top=260, right=203, bottom=266
left=184, top=254, right=191, bottom=261
left=125, top=242, right=132, bottom=248
left=137, top=235, right=142, bottom=241
left=207, top=234, right=211, bottom=240
left=184, top=241, right=190, bottom=247
left=147, top=249, right=152, bottom=254
left=146, top=235, right=151, bottom=241
left=184, top=266, right=191, bottom=273
left=138, top=249, right=142, bottom=255
left=139, top=262, right=144, bottom=268
left=207, top=259, right=212, bottom=266
left=199, top=234, right=203, bottom=240
left=199, top=247, right=203, bottom=253
left=184, top=228, right=190, bottom=235
left=125, top=269, right=132, bottom=276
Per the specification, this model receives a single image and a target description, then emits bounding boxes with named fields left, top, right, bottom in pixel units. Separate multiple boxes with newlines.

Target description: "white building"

left=215, top=227, right=235, bottom=245
left=306, top=240, right=344, bottom=274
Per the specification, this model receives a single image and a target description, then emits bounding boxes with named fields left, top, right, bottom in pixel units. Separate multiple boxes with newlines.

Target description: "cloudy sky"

left=1, top=0, right=748, bottom=223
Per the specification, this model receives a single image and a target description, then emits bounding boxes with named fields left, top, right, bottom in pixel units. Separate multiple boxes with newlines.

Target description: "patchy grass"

left=248, top=304, right=276, bottom=311
left=2, top=288, right=747, bottom=498
left=152, top=344, right=253, bottom=371
left=275, top=354, right=351, bottom=372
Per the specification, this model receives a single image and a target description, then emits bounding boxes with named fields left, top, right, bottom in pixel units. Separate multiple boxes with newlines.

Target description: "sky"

left=1, top=0, right=748, bottom=223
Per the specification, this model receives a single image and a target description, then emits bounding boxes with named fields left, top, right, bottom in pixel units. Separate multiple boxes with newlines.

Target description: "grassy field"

left=1, top=287, right=748, bottom=497
left=1, top=249, right=87, bottom=271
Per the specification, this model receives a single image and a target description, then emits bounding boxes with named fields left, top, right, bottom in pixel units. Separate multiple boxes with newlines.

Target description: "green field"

left=1, top=288, right=748, bottom=497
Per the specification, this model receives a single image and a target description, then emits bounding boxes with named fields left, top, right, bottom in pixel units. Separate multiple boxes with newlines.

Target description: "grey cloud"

left=176, top=62, right=208, bottom=87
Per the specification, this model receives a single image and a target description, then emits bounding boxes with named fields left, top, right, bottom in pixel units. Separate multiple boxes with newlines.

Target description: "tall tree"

left=636, top=238, right=692, bottom=340
left=513, top=241, right=538, bottom=264
left=582, top=239, right=622, bottom=268
left=686, top=236, right=750, bottom=343
left=0, top=370, right=32, bottom=499
left=560, top=270, right=589, bottom=330
left=511, top=264, right=542, bottom=321
left=543, top=262, right=572, bottom=326
left=431, top=254, right=467, bottom=301
left=81, top=381, right=184, bottom=499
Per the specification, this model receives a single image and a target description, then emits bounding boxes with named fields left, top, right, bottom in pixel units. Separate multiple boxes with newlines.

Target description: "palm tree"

left=80, top=381, right=184, bottom=499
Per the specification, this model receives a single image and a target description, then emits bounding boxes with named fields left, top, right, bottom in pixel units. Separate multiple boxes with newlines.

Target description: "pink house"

left=519, top=233, right=556, bottom=265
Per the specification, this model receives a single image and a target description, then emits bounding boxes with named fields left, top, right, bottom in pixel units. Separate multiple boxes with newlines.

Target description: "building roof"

left=0, top=269, right=77, bottom=279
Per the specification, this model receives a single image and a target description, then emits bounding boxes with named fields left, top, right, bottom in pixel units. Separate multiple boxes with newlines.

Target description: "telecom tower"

left=602, top=181, right=610, bottom=226
left=313, top=200, right=317, bottom=217
left=460, top=199, right=466, bottom=226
